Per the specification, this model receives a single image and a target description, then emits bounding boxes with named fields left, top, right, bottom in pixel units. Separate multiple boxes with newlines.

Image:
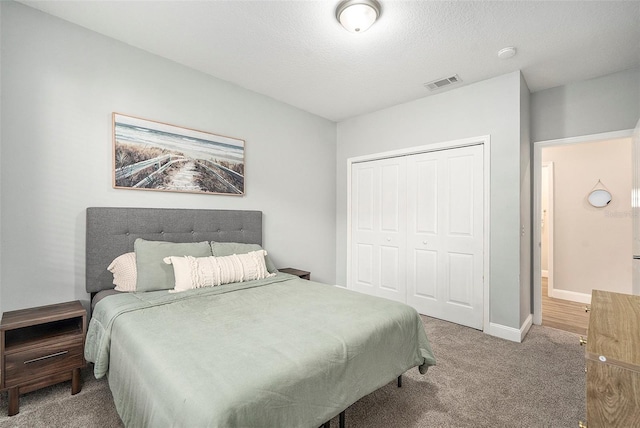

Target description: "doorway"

left=533, top=130, right=634, bottom=328
left=539, top=161, right=590, bottom=334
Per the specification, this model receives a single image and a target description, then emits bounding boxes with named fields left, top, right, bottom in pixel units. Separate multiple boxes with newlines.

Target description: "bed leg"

left=339, top=410, right=345, bottom=428
left=397, top=375, right=402, bottom=388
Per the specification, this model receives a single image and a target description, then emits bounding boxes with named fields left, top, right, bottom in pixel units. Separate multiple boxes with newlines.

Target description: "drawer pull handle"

left=579, top=337, right=587, bottom=346
left=24, top=350, right=68, bottom=364
left=585, top=306, right=591, bottom=313
left=579, top=422, right=587, bottom=428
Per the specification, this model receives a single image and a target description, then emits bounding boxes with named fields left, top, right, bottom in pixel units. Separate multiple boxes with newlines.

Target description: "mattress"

left=85, top=273, right=435, bottom=427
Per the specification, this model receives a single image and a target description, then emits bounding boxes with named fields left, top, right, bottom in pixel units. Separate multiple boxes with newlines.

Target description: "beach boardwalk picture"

left=113, top=113, right=245, bottom=195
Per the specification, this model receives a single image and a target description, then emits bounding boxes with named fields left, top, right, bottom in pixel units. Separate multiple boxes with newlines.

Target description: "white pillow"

left=107, top=252, right=137, bottom=292
left=163, top=250, right=275, bottom=293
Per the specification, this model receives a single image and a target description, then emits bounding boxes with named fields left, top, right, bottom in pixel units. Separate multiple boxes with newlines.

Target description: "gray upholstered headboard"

left=86, top=207, right=262, bottom=294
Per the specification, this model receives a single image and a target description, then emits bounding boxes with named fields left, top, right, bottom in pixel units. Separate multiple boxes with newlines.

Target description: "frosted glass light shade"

left=336, top=0, right=381, bottom=33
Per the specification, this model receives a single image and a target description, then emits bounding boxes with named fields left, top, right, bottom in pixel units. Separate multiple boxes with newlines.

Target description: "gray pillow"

left=210, top=242, right=277, bottom=273
left=135, top=239, right=212, bottom=292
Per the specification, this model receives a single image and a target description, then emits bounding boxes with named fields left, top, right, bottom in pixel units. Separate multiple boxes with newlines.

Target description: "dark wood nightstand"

left=278, top=268, right=311, bottom=280
left=0, top=301, right=87, bottom=416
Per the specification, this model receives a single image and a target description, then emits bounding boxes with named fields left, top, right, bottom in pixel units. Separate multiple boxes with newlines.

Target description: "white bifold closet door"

left=351, top=156, right=408, bottom=303
left=405, top=145, right=484, bottom=329
left=350, top=144, right=484, bottom=329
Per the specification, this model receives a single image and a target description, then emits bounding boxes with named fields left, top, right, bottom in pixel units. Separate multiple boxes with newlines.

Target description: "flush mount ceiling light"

left=497, top=46, right=517, bottom=59
left=336, top=0, right=381, bottom=33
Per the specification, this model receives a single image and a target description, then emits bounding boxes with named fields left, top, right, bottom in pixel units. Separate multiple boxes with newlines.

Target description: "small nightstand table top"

left=1, top=301, right=86, bottom=331
left=278, top=268, right=311, bottom=280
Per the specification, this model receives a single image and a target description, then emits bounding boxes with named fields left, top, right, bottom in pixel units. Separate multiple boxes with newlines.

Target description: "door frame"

left=541, top=162, right=554, bottom=296
left=532, top=129, right=634, bottom=325
left=633, top=118, right=640, bottom=296
left=346, top=135, right=491, bottom=333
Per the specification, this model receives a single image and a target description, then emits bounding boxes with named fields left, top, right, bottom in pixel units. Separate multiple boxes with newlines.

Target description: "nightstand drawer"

left=4, top=338, right=84, bottom=387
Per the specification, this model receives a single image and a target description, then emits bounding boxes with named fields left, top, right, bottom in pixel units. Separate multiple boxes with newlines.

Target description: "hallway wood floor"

left=541, top=277, right=590, bottom=336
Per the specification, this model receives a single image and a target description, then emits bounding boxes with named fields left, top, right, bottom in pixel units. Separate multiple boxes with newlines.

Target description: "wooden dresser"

left=584, top=290, right=640, bottom=427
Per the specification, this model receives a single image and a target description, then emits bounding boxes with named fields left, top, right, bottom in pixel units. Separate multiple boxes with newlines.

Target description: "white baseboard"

left=541, top=270, right=549, bottom=278
left=549, top=288, right=591, bottom=304
left=520, top=314, right=533, bottom=341
left=486, top=314, right=533, bottom=343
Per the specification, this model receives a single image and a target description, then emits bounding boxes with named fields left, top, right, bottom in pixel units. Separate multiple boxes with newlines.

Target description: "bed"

left=84, top=207, right=435, bottom=427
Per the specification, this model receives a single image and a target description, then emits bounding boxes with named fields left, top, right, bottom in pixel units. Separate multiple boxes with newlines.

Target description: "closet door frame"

left=346, top=135, right=492, bottom=333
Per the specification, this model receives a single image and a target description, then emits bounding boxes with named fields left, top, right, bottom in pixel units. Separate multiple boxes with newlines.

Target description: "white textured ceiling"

left=20, top=0, right=640, bottom=122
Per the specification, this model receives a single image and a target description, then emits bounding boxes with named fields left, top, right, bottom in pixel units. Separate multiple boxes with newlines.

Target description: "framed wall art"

left=113, top=113, right=245, bottom=196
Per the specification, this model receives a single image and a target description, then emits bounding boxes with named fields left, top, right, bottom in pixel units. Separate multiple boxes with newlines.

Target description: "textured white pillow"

left=107, top=252, right=137, bottom=292
left=164, top=250, right=275, bottom=293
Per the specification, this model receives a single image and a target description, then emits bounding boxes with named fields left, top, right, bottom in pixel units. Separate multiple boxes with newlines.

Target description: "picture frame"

left=112, top=113, right=245, bottom=196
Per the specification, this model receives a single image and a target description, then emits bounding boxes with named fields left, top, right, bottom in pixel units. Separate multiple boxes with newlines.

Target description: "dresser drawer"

left=585, top=290, right=640, bottom=427
left=4, top=337, right=84, bottom=388
left=586, top=359, right=640, bottom=427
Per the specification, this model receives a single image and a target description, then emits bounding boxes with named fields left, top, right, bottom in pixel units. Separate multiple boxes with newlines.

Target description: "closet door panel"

left=408, top=157, right=440, bottom=302
left=380, top=245, right=400, bottom=291
left=447, top=154, right=475, bottom=236
left=352, top=165, right=377, bottom=295
left=355, top=166, right=375, bottom=231
left=376, top=158, right=406, bottom=303
left=381, top=164, right=402, bottom=232
left=351, top=157, right=406, bottom=303
left=415, top=158, right=438, bottom=234
left=447, top=252, right=474, bottom=307
left=407, top=145, right=484, bottom=329
left=355, top=243, right=374, bottom=288
left=413, top=248, right=437, bottom=299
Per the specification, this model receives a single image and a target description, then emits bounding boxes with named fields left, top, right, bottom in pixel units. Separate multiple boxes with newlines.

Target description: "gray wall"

left=0, top=2, right=337, bottom=312
left=531, top=68, right=640, bottom=142
left=337, top=71, right=527, bottom=330
left=519, top=73, right=532, bottom=326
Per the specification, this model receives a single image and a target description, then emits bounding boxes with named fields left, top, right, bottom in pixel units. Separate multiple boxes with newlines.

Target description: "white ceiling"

left=20, top=0, right=640, bottom=122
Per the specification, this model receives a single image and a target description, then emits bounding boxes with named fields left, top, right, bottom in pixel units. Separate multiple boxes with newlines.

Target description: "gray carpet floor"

left=0, top=316, right=586, bottom=427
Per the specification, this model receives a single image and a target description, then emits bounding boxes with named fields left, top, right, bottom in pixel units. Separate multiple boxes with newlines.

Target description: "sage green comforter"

left=85, top=273, right=435, bottom=427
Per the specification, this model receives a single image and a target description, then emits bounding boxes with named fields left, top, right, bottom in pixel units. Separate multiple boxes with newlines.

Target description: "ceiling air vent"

left=424, top=74, right=462, bottom=91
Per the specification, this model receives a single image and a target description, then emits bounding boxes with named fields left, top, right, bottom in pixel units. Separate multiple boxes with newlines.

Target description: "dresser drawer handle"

left=24, top=350, right=68, bottom=364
